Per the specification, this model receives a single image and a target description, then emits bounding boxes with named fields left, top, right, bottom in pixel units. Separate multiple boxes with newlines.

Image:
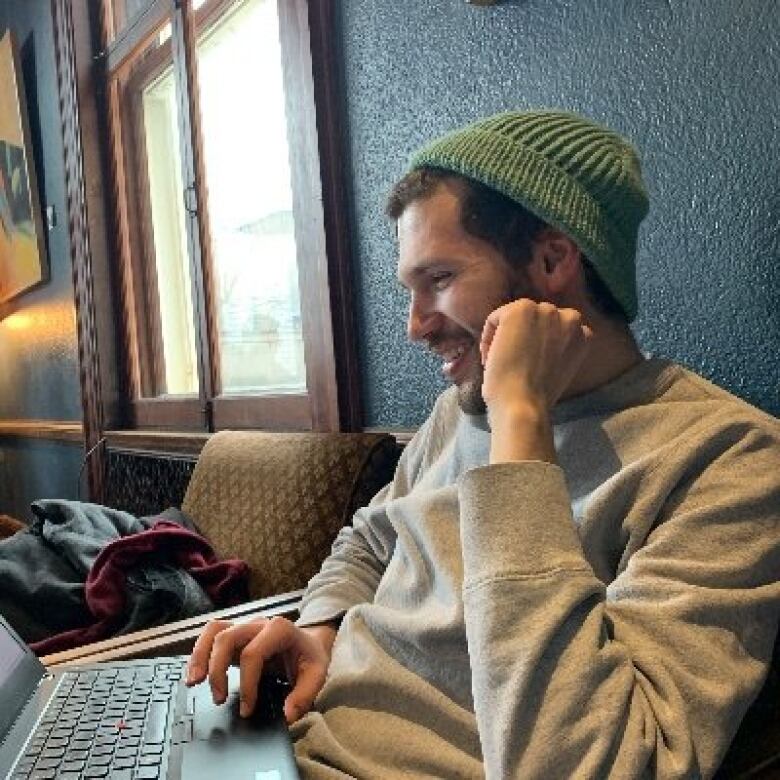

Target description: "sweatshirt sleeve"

left=458, top=425, right=780, bottom=779
left=296, top=403, right=439, bottom=628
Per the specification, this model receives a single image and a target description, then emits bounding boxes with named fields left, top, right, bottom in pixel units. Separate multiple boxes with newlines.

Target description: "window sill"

left=104, top=429, right=210, bottom=457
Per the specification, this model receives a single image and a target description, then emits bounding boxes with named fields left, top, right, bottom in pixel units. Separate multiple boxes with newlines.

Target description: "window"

left=100, top=0, right=352, bottom=432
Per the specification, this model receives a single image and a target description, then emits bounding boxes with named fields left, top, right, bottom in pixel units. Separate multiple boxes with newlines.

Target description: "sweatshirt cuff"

left=458, top=461, right=588, bottom=586
left=296, top=599, right=349, bottom=629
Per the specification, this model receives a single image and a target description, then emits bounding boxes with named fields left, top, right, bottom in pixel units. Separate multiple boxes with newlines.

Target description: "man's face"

left=397, top=181, right=533, bottom=414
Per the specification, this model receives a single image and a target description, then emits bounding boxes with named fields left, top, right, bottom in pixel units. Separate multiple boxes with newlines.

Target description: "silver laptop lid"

left=0, top=612, right=46, bottom=739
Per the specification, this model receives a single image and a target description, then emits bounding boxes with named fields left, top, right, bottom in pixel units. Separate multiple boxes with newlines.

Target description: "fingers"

left=237, top=617, right=295, bottom=716
left=480, top=299, right=592, bottom=411
left=284, top=659, right=327, bottom=724
left=187, top=618, right=234, bottom=685
left=186, top=617, right=269, bottom=705
left=481, top=300, right=590, bottom=354
left=479, top=317, right=496, bottom=365
left=238, top=616, right=318, bottom=718
left=186, top=616, right=329, bottom=722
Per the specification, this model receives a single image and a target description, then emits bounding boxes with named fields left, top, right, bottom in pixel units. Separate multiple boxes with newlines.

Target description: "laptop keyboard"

left=10, top=660, right=183, bottom=780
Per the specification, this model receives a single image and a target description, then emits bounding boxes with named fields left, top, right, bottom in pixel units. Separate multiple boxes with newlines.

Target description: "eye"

left=430, top=271, right=452, bottom=291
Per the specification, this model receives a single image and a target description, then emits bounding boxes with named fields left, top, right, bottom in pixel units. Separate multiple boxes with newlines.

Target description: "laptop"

left=0, top=613, right=300, bottom=779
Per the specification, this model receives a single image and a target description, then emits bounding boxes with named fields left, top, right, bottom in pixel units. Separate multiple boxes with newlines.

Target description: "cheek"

left=456, top=285, right=514, bottom=331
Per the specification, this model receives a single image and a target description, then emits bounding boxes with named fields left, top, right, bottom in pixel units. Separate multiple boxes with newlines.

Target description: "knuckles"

left=205, top=618, right=233, bottom=636
left=500, top=299, right=585, bottom=330
left=268, top=615, right=294, bottom=636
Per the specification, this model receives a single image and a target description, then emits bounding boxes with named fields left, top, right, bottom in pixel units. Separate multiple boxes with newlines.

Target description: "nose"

left=407, top=293, right=439, bottom=342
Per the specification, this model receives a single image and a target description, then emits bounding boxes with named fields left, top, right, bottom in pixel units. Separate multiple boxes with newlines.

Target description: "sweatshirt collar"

left=551, top=357, right=680, bottom=424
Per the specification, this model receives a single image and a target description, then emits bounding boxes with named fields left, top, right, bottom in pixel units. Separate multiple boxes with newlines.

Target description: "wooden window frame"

left=99, top=0, right=358, bottom=434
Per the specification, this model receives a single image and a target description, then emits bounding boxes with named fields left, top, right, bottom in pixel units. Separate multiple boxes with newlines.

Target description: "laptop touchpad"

left=180, top=669, right=298, bottom=779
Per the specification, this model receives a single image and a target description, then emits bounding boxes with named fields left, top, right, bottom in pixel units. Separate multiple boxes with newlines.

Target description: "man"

left=187, top=110, right=780, bottom=778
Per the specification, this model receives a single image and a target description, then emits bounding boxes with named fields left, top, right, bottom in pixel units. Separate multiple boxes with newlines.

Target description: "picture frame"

left=0, top=30, right=47, bottom=305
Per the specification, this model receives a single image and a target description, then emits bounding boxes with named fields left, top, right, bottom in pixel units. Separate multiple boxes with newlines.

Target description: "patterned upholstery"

left=181, top=431, right=400, bottom=599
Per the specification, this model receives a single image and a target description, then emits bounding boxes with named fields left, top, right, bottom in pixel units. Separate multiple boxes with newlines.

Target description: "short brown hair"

left=386, top=167, right=626, bottom=321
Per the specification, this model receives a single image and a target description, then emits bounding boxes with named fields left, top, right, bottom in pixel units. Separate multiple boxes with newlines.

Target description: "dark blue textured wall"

left=337, top=0, right=780, bottom=427
left=0, top=439, right=84, bottom=522
left=0, top=0, right=84, bottom=520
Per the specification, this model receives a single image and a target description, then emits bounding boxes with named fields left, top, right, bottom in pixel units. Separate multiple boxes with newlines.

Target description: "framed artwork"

left=0, top=30, right=47, bottom=304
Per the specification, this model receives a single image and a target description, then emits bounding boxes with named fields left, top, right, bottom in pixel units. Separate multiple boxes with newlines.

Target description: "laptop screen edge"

left=0, top=612, right=46, bottom=740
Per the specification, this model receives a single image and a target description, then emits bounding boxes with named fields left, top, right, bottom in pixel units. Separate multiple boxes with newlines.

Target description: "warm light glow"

left=1, top=311, right=33, bottom=330
left=0, top=301, right=77, bottom=346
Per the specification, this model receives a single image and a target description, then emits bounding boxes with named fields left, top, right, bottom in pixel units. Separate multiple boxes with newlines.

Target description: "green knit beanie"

left=408, top=110, right=649, bottom=321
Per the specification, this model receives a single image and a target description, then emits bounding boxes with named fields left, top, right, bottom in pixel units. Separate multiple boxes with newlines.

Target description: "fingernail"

left=212, top=688, right=224, bottom=704
left=240, top=700, right=250, bottom=717
left=186, top=664, right=201, bottom=683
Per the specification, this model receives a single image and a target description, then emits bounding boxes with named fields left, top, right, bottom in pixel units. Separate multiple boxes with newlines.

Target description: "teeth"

left=442, top=345, right=467, bottom=362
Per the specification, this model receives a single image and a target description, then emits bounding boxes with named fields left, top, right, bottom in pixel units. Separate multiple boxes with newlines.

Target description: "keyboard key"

left=60, top=760, right=86, bottom=772
left=83, top=767, right=109, bottom=778
left=30, top=758, right=59, bottom=770
left=142, top=703, right=169, bottom=744
left=135, top=767, right=161, bottom=779
left=39, top=745, right=66, bottom=758
left=87, top=753, right=113, bottom=766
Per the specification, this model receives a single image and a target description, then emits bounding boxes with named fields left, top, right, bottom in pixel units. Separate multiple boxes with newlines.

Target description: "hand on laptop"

left=186, top=616, right=337, bottom=724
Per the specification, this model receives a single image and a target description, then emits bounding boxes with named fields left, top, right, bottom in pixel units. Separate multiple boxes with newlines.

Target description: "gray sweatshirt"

left=292, top=359, right=780, bottom=779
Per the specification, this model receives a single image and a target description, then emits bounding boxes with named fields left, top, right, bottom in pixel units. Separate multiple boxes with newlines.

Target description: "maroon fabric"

left=31, top=521, right=249, bottom=655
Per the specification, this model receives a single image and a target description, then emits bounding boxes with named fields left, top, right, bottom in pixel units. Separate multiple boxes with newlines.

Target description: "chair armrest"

left=181, top=430, right=399, bottom=598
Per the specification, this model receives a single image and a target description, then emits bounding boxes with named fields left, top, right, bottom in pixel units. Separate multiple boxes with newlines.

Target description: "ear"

left=526, top=228, right=582, bottom=297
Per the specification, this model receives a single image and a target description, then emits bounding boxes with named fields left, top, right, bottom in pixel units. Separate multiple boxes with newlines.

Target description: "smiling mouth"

left=437, top=342, right=474, bottom=380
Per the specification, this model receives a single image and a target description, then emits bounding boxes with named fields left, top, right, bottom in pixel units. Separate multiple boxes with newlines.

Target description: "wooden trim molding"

left=52, top=0, right=109, bottom=500
left=211, top=393, right=312, bottom=431
left=104, top=429, right=209, bottom=456
left=130, top=397, right=206, bottom=430
left=0, top=420, right=84, bottom=444
left=306, top=0, right=363, bottom=432
left=104, top=426, right=413, bottom=457
left=104, top=0, right=169, bottom=73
